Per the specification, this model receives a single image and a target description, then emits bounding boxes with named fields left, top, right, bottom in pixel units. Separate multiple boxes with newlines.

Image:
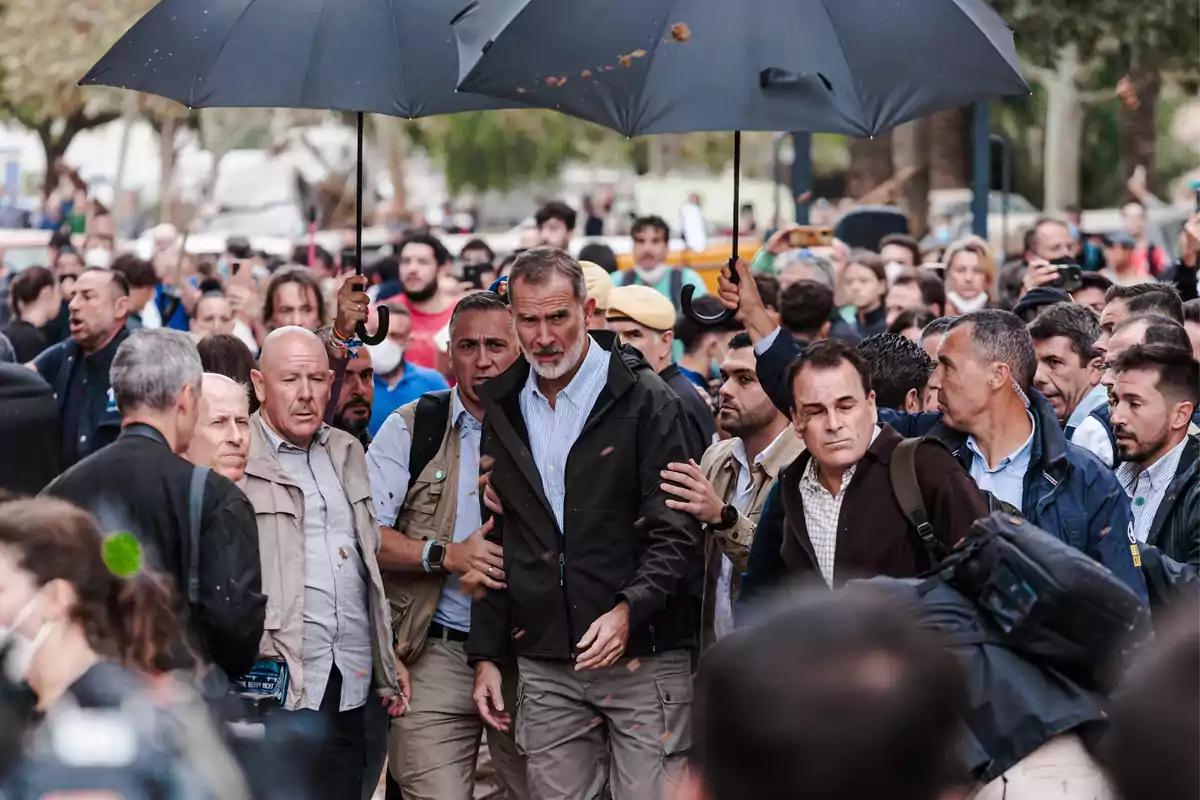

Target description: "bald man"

left=241, top=326, right=407, bottom=799
left=185, top=373, right=252, bottom=483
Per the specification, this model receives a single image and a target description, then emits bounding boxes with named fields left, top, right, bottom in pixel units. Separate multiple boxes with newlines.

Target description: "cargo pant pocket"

left=654, top=669, right=693, bottom=783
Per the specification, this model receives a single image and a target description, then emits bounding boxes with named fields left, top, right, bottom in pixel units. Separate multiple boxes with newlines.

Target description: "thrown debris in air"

left=669, top=22, right=691, bottom=42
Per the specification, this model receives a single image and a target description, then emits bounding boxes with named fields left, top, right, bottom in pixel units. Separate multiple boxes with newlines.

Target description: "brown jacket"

left=698, top=430, right=804, bottom=648
left=777, top=425, right=988, bottom=584
left=242, top=414, right=399, bottom=710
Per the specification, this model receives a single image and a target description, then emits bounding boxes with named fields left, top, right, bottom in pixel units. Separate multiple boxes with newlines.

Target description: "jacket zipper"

left=558, top=548, right=576, bottom=661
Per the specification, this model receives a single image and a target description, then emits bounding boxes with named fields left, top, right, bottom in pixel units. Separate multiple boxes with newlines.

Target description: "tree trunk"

left=1118, top=61, right=1161, bottom=194
left=1041, top=44, right=1088, bottom=213
left=846, top=132, right=893, bottom=199
left=929, top=107, right=970, bottom=189
left=893, top=118, right=931, bottom=237
left=384, top=121, right=409, bottom=223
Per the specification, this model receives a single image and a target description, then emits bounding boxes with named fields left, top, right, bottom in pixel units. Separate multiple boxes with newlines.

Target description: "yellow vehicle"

left=614, top=238, right=761, bottom=294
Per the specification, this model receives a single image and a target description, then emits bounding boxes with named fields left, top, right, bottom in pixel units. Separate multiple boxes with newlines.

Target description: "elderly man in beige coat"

left=242, top=326, right=407, bottom=800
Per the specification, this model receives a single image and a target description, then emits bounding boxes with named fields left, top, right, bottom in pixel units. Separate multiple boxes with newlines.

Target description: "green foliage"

left=419, top=111, right=608, bottom=194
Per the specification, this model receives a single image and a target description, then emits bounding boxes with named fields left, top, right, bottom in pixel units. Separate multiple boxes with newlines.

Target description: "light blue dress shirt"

left=518, top=339, right=611, bottom=532
left=966, top=412, right=1036, bottom=512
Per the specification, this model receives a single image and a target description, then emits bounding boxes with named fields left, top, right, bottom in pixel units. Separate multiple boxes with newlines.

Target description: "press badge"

left=233, top=658, right=289, bottom=705
left=1127, top=523, right=1142, bottom=568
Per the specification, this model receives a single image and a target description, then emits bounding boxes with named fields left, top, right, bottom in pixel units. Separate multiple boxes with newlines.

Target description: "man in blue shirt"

left=367, top=305, right=448, bottom=436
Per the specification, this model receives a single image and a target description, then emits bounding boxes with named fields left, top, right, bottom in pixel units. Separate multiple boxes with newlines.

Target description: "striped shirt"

left=519, top=338, right=611, bottom=532
left=1116, top=436, right=1188, bottom=544
left=260, top=419, right=373, bottom=712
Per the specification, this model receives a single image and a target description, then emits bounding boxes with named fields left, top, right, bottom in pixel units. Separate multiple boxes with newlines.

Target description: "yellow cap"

left=605, top=284, right=677, bottom=332
left=581, top=261, right=614, bottom=310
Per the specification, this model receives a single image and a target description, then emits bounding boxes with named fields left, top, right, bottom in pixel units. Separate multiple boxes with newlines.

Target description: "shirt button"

left=80, top=435, right=87, bottom=443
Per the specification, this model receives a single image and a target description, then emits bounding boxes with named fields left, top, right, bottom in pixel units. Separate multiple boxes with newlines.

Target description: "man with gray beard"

left=468, top=247, right=703, bottom=800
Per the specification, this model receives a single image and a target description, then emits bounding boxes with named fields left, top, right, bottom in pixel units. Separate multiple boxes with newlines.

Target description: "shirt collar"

left=1117, top=436, right=1188, bottom=493
left=523, top=335, right=609, bottom=404
left=733, top=427, right=797, bottom=475
left=451, top=387, right=482, bottom=431
left=258, top=415, right=330, bottom=454
left=1066, top=384, right=1109, bottom=430
left=800, top=425, right=880, bottom=492
left=966, top=412, right=1036, bottom=473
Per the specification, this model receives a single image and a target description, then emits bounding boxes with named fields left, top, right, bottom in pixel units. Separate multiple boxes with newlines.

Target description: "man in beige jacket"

left=242, top=326, right=406, bottom=800
left=660, top=332, right=803, bottom=647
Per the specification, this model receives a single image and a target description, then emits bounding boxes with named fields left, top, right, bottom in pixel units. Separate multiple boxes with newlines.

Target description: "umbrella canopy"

left=452, top=0, right=1026, bottom=137
left=82, top=0, right=515, bottom=118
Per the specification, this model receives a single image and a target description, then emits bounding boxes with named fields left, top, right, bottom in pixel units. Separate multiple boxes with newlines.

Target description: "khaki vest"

left=386, top=399, right=462, bottom=664
left=241, top=414, right=399, bottom=710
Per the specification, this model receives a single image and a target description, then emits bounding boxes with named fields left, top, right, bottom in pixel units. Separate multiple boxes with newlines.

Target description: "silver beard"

left=522, top=331, right=586, bottom=381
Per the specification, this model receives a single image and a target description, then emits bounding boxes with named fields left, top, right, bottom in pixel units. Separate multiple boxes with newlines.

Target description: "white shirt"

left=519, top=339, right=611, bottom=531
left=366, top=389, right=483, bottom=632
left=1071, top=415, right=1115, bottom=468
left=714, top=429, right=793, bottom=639
left=798, top=426, right=882, bottom=586
left=1116, top=437, right=1188, bottom=544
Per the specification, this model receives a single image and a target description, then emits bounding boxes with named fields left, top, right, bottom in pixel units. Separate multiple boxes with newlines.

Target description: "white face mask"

left=367, top=338, right=404, bottom=376
left=947, top=289, right=989, bottom=313
left=0, top=591, right=52, bottom=684
left=635, top=264, right=668, bottom=285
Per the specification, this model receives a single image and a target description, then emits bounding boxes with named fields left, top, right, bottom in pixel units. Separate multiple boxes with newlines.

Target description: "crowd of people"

left=0, top=196, right=1197, bottom=800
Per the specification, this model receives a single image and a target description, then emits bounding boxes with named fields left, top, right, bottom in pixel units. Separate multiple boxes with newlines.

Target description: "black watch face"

left=721, top=505, right=738, bottom=527
left=429, top=542, right=445, bottom=566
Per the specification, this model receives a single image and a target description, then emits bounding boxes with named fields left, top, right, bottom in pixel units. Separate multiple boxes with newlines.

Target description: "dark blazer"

left=44, top=425, right=266, bottom=677
left=467, top=331, right=703, bottom=664
left=661, top=362, right=716, bottom=460
left=1148, top=436, right=1199, bottom=572
left=0, top=364, right=61, bottom=494
left=739, top=425, right=989, bottom=608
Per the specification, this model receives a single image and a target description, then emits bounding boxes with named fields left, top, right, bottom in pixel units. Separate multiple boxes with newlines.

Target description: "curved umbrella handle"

left=680, top=256, right=740, bottom=326
left=356, top=306, right=389, bottom=346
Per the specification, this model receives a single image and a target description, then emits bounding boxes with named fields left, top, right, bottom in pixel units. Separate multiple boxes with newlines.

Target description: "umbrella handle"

left=679, top=255, right=740, bottom=325
left=352, top=111, right=389, bottom=346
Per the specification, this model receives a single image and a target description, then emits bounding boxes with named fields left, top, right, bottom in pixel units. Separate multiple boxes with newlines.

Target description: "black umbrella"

left=82, top=0, right=521, bottom=344
left=451, top=0, right=1026, bottom=323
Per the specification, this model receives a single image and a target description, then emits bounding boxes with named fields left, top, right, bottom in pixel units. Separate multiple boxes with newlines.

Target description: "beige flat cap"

left=605, top=284, right=677, bottom=332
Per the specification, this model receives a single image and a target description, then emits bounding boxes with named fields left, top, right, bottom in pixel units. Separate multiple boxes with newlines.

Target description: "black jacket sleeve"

left=1167, top=257, right=1198, bottom=302
left=756, top=331, right=804, bottom=419
left=615, top=396, right=704, bottom=629
left=196, top=477, right=267, bottom=678
left=736, top=481, right=787, bottom=620
left=467, top=425, right=511, bottom=665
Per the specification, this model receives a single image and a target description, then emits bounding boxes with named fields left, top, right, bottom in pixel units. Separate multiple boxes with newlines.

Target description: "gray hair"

left=507, top=246, right=587, bottom=305
left=949, top=309, right=1037, bottom=393
left=110, top=328, right=203, bottom=413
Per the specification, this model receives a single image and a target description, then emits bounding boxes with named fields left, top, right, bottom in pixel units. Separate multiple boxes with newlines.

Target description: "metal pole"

left=730, top=131, right=741, bottom=260
left=355, top=112, right=364, bottom=276
left=971, top=102, right=990, bottom=240
left=791, top=131, right=812, bottom=225
left=1001, top=139, right=1011, bottom=252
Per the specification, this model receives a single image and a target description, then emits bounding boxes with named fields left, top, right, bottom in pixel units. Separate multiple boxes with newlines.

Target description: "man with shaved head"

left=241, top=326, right=407, bottom=798
left=186, top=372, right=252, bottom=483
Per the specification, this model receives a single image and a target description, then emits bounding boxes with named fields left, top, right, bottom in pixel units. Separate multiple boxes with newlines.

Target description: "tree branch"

left=1078, top=88, right=1115, bottom=104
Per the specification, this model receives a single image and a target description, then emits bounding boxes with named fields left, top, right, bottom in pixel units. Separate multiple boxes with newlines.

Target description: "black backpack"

left=888, top=438, right=1150, bottom=692
left=619, top=268, right=685, bottom=306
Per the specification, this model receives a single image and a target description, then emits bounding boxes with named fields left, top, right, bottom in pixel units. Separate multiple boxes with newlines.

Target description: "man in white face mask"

left=616, top=216, right=709, bottom=312
left=365, top=303, right=448, bottom=438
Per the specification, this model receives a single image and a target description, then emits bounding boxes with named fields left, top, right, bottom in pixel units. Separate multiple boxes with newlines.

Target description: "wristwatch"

left=709, top=504, right=739, bottom=532
left=424, top=540, right=447, bottom=573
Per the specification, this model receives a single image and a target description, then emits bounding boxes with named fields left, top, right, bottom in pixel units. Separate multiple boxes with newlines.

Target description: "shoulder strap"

left=399, top=390, right=454, bottom=527
left=619, top=270, right=636, bottom=287
left=187, top=465, right=210, bottom=607
left=889, top=437, right=940, bottom=556
left=670, top=269, right=684, bottom=304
